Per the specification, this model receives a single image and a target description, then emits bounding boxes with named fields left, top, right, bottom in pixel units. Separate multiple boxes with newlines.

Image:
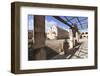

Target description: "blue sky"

left=45, top=16, right=70, bottom=32
left=28, top=15, right=34, bottom=31
left=28, top=15, right=88, bottom=32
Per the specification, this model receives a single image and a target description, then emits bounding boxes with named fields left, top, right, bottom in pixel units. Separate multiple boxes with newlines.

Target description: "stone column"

left=69, top=29, right=74, bottom=49
left=34, top=15, right=46, bottom=60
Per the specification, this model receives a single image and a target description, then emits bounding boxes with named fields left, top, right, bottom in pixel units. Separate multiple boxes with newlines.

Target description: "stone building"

left=80, top=32, right=88, bottom=38
left=46, top=25, right=69, bottom=40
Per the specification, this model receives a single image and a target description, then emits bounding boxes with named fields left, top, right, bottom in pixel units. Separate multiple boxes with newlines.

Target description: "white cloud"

left=80, top=29, right=88, bottom=32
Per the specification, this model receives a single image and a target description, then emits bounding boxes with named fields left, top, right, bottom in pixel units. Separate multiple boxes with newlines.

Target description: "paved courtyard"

left=51, top=38, right=88, bottom=59
left=71, top=38, right=88, bottom=59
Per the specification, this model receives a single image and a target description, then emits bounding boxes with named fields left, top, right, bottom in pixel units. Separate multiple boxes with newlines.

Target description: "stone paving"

left=71, top=38, right=88, bottom=59
left=51, top=38, right=88, bottom=59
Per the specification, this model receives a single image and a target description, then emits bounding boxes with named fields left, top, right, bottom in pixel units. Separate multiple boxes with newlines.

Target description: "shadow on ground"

left=28, top=43, right=82, bottom=60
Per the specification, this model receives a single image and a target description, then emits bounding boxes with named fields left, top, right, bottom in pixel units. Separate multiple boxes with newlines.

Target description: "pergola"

left=33, top=16, right=84, bottom=46
left=52, top=16, right=88, bottom=33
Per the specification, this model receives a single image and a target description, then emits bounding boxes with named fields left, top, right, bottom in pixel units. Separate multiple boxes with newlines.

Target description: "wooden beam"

left=64, top=16, right=73, bottom=25
left=76, top=17, right=83, bottom=29
left=53, top=16, right=73, bottom=28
